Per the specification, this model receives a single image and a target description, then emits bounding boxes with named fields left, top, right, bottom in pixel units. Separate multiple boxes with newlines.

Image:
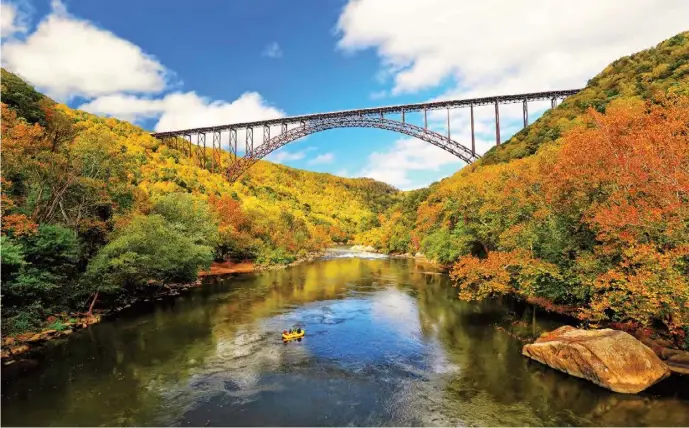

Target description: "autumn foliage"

left=0, top=68, right=398, bottom=333
left=358, top=32, right=689, bottom=342
left=439, top=96, right=689, bottom=337
left=549, top=96, right=689, bottom=331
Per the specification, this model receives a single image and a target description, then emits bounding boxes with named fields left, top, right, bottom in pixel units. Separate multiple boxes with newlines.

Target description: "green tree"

left=0, top=68, right=47, bottom=126
left=84, top=214, right=215, bottom=291
left=150, top=193, right=219, bottom=247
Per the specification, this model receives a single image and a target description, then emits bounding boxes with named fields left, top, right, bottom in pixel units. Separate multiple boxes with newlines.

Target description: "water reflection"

left=2, top=255, right=688, bottom=426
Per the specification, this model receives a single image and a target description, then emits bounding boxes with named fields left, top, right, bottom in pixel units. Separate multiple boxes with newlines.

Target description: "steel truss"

left=150, top=88, right=582, bottom=182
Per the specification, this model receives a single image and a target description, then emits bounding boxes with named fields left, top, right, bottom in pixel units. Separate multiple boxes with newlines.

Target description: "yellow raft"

left=282, top=329, right=305, bottom=341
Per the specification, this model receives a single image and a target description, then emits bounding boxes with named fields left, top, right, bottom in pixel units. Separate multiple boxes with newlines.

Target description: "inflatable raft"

left=282, top=329, right=305, bottom=341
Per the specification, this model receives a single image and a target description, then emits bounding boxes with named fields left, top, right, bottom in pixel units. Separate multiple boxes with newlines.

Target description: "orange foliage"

left=547, top=96, right=689, bottom=249
left=1, top=103, right=48, bottom=165
left=1, top=214, right=38, bottom=236
left=444, top=94, right=689, bottom=333
left=208, top=195, right=247, bottom=232
left=546, top=96, right=689, bottom=331
left=450, top=250, right=560, bottom=301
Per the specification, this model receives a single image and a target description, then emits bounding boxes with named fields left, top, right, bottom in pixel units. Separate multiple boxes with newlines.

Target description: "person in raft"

left=283, top=327, right=302, bottom=335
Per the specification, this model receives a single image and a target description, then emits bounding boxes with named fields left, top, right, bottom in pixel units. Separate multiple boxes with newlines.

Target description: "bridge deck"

left=152, top=89, right=581, bottom=138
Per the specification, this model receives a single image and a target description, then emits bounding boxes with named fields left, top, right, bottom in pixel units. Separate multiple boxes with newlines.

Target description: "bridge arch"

left=227, top=116, right=479, bottom=181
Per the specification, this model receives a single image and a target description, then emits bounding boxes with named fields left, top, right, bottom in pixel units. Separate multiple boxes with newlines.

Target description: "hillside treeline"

left=358, top=32, right=689, bottom=346
left=0, top=68, right=398, bottom=333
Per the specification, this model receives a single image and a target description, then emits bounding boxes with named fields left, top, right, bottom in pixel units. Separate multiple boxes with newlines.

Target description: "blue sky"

left=2, top=0, right=688, bottom=189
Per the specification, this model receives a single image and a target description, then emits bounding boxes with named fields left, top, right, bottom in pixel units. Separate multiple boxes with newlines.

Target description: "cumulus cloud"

left=81, top=91, right=285, bottom=130
left=1, top=0, right=168, bottom=100
left=261, top=41, right=283, bottom=58
left=357, top=137, right=463, bottom=190
left=335, top=0, right=689, bottom=187
left=336, top=0, right=689, bottom=97
left=308, top=153, right=335, bottom=165
left=1, top=2, right=29, bottom=38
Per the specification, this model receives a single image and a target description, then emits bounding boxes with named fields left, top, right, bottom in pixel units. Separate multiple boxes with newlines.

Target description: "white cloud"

left=261, top=41, right=283, bottom=58
left=334, top=0, right=689, bottom=188
left=336, top=0, right=689, bottom=98
left=357, top=137, right=463, bottom=190
left=308, top=153, right=335, bottom=165
left=1, top=0, right=168, bottom=100
left=80, top=90, right=286, bottom=152
left=1, top=2, right=29, bottom=38
left=81, top=91, right=283, bottom=131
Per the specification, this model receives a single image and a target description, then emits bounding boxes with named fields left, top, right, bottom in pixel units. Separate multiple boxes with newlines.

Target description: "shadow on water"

left=2, top=255, right=688, bottom=426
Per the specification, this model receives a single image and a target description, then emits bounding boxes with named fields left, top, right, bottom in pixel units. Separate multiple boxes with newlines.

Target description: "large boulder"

left=522, top=326, right=671, bottom=394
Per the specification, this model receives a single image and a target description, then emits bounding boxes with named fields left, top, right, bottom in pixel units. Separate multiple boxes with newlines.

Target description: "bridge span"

left=151, top=89, right=581, bottom=181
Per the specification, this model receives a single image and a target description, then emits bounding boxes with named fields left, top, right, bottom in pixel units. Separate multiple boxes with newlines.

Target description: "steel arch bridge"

left=151, top=89, right=581, bottom=182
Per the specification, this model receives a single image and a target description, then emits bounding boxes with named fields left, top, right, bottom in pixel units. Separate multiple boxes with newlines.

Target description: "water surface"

left=2, top=251, right=688, bottom=426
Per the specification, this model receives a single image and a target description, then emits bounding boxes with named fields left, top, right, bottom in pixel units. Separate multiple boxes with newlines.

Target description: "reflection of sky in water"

left=4, top=255, right=689, bottom=427
left=269, top=290, right=427, bottom=371
left=166, top=285, right=460, bottom=426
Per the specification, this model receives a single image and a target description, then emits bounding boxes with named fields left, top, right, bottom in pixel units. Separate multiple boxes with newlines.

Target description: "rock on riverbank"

left=522, top=326, right=671, bottom=394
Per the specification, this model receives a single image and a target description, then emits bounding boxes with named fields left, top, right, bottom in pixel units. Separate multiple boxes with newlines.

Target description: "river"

left=2, top=249, right=688, bottom=426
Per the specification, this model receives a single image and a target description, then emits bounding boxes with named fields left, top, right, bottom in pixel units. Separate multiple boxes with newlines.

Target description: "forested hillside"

left=2, top=31, right=688, bottom=342
left=0, top=68, right=399, bottom=333
left=359, top=31, right=689, bottom=346
left=480, top=31, right=689, bottom=165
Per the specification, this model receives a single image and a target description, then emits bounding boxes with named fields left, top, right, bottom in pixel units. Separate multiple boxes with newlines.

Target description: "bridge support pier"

left=246, top=127, right=253, bottom=156
left=263, top=125, right=270, bottom=144
left=199, top=132, right=206, bottom=168
left=212, top=131, right=221, bottom=173
left=494, top=101, right=500, bottom=145
left=184, top=134, right=192, bottom=158
left=523, top=99, right=528, bottom=127
left=446, top=108, right=451, bottom=141
left=470, top=104, right=475, bottom=156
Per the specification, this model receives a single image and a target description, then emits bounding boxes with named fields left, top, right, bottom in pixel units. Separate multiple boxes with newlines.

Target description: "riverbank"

left=0, top=251, right=330, bottom=365
left=4, top=253, right=688, bottom=427
left=496, top=295, right=689, bottom=376
left=5, top=251, right=685, bottom=377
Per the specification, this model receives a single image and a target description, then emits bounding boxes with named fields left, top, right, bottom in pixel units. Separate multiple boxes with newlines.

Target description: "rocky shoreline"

left=521, top=325, right=689, bottom=394
left=1, top=314, right=102, bottom=363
